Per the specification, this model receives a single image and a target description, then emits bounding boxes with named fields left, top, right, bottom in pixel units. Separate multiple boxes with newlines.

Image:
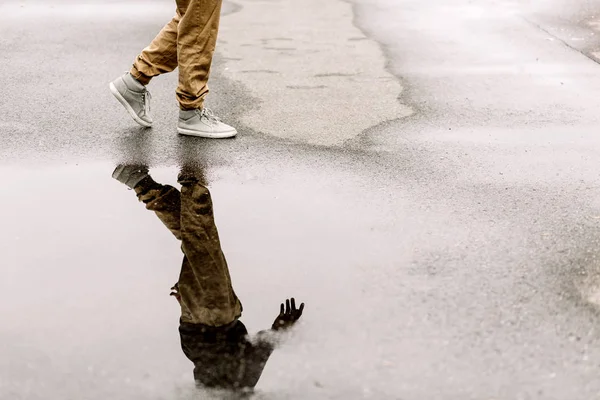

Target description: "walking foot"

left=109, top=73, right=153, bottom=127
left=177, top=108, right=237, bottom=138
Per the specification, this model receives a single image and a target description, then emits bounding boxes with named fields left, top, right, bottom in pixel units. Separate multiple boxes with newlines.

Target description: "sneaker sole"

left=177, top=126, right=238, bottom=139
left=109, top=82, right=152, bottom=128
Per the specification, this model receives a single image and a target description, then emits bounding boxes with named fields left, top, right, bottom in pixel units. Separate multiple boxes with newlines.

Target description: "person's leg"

left=174, top=172, right=242, bottom=326
left=175, top=0, right=223, bottom=110
left=135, top=176, right=183, bottom=240
left=130, top=13, right=181, bottom=85
left=172, top=0, right=237, bottom=138
left=110, top=10, right=183, bottom=127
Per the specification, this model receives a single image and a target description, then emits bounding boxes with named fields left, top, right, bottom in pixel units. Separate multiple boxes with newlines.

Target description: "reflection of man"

left=109, top=0, right=237, bottom=139
left=112, top=165, right=304, bottom=391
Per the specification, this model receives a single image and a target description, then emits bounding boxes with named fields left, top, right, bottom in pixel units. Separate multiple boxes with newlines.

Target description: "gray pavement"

left=3, top=0, right=600, bottom=399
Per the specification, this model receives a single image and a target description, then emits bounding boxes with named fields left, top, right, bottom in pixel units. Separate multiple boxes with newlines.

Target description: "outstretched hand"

left=170, top=284, right=181, bottom=304
left=272, top=298, right=305, bottom=331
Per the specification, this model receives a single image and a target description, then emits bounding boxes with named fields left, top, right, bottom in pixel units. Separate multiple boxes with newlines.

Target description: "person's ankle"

left=123, top=72, right=146, bottom=91
left=134, top=175, right=161, bottom=192
left=179, top=108, right=199, bottom=119
left=179, top=106, right=204, bottom=112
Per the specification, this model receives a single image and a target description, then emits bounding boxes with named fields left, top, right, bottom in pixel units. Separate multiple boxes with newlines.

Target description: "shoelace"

left=142, top=90, right=151, bottom=116
left=198, top=107, right=221, bottom=124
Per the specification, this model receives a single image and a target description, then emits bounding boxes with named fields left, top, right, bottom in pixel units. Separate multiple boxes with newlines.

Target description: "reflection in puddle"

left=2, top=159, right=389, bottom=399
left=112, top=164, right=305, bottom=395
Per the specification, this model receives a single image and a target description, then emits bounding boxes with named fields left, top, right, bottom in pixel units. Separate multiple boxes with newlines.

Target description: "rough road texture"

left=218, top=0, right=411, bottom=146
left=5, top=0, right=600, bottom=399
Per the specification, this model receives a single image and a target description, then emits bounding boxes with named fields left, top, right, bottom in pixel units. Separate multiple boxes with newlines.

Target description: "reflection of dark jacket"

left=179, top=320, right=275, bottom=390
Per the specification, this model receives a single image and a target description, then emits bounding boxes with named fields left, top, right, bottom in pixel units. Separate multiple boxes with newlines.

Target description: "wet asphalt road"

left=4, top=0, right=600, bottom=399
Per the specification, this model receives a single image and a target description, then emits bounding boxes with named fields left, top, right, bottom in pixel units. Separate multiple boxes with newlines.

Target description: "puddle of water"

left=0, top=162, right=408, bottom=399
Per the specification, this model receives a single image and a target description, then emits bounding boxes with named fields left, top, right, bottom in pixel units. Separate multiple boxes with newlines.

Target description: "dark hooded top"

left=179, top=320, right=275, bottom=390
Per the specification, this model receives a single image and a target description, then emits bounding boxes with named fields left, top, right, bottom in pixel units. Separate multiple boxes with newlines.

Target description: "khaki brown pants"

left=135, top=173, right=242, bottom=326
left=130, top=0, right=223, bottom=110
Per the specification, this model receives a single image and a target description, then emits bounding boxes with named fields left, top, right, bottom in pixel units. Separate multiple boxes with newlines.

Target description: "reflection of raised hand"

left=271, top=298, right=305, bottom=331
left=112, top=164, right=150, bottom=189
left=170, top=284, right=182, bottom=304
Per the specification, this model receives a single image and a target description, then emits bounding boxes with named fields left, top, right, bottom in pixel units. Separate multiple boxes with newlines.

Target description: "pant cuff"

left=179, top=101, right=205, bottom=111
left=130, top=65, right=152, bottom=86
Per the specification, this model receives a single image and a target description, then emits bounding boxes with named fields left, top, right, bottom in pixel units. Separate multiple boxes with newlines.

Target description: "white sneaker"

left=177, top=108, right=237, bottom=138
left=109, top=73, right=153, bottom=127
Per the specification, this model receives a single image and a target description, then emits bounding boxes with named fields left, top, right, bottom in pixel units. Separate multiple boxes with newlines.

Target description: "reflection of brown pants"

left=135, top=174, right=242, bottom=326
left=130, top=0, right=223, bottom=110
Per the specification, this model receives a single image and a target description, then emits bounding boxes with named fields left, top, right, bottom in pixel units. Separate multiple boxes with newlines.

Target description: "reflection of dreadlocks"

left=113, top=164, right=304, bottom=391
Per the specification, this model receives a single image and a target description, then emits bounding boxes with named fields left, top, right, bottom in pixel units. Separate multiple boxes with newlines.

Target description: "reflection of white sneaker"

left=112, top=165, right=149, bottom=189
left=177, top=108, right=237, bottom=138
